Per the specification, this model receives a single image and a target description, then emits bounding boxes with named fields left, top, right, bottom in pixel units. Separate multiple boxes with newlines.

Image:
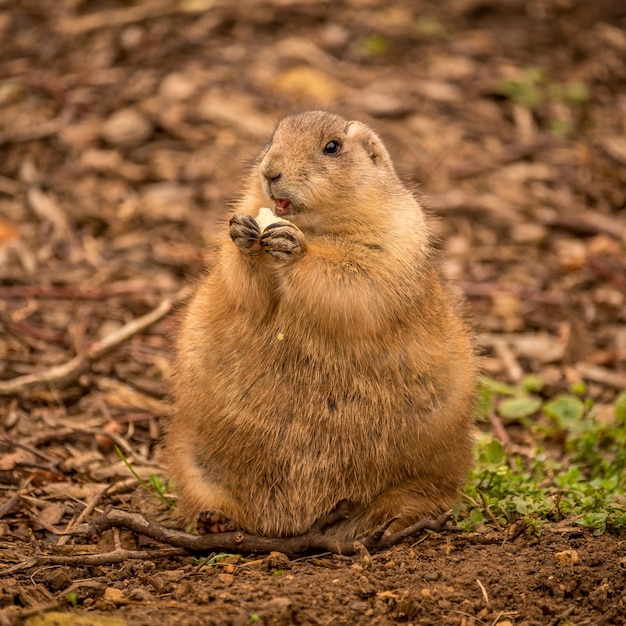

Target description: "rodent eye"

left=323, top=140, right=341, bottom=155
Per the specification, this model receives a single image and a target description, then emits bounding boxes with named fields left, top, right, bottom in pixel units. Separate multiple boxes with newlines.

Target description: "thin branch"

left=449, top=137, right=552, bottom=179
left=0, top=291, right=185, bottom=395
left=0, top=353, right=86, bottom=396
left=576, top=363, right=626, bottom=389
left=87, top=295, right=178, bottom=360
left=57, top=1, right=179, bottom=35
left=0, top=116, right=67, bottom=146
left=68, top=507, right=461, bottom=559
left=0, top=282, right=171, bottom=300
left=376, top=511, right=463, bottom=550
left=0, top=548, right=187, bottom=575
left=57, top=484, right=110, bottom=546
left=461, top=282, right=569, bottom=307
left=542, top=212, right=625, bottom=242
left=476, top=578, right=490, bottom=606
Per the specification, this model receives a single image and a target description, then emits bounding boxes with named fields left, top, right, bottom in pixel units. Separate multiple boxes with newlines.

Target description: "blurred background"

left=0, top=0, right=625, bottom=489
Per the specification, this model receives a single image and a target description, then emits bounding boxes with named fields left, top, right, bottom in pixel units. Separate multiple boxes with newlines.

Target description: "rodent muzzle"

left=263, top=170, right=281, bottom=183
left=260, top=161, right=281, bottom=197
left=260, top=156, right=282, bottom=184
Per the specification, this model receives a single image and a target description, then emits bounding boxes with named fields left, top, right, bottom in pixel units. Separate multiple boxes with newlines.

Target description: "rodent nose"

left=263, top=170, right=281, bottom=183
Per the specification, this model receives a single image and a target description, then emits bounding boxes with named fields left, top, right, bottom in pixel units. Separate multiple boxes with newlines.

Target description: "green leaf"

left=474, top=384, right=494, bottom=421
left=548, top=117, right=572, bottom=136
left=479, top=377, right=517, bottom=397
left=149, top=474, right=168, bottom=495
left=66, top=592, right=78, bottom=607
left=543, top=396, right=584, bottom=427
left=205, top=552, right=236, bottom=566
left=498, top=396, right=542, bottom=420
left=496, top=68, right=545, bottom=110
left=561, top=80, right=590, bottom=106
left=483, top=439, right=506, bottom=466
left=115, top=447, right=174, bottom=509
left=569, top=381, right=587, bottom=396
left=614, top=390, right=626, bottom=425
left=360, top=34, right=389, bottom=56
left=521, top=375, right=544, bottom=393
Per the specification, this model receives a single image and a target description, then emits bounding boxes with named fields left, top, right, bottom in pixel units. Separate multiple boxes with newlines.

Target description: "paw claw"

left=230, top=213, right=262, bottom=255
left=260, top=223, right=305, bottom=261
left=196, top=510, right=237, bottom=534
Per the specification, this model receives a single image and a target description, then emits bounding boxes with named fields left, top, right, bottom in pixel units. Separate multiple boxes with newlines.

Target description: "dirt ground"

left=1, top=0, right=626, bottom=624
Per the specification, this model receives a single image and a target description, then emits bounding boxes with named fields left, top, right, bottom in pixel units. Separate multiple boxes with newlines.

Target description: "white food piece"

left=256, top=207, right=288, bottom=231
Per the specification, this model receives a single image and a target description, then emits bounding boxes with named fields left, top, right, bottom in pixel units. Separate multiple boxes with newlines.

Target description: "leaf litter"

left=1, top=0, right=626, bottom=624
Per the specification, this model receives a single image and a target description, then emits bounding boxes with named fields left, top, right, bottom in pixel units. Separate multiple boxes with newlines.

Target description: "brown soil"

left=1, top=1, right=625, bottom=625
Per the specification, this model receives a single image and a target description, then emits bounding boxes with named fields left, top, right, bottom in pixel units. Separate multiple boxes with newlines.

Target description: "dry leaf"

left=0, top=219, right=19, bottom=244
left=195, top=91, right=274, bottom=139
left=158, top=72, right=197, bottom=101
left=0, top=449, right=31, bottom=470
left=26, top=187, right=69, bottom=238
left=38, top=501, right=66, bottom=526
left=600, top=136, right=626, bottom=164
left=101, top=107, right=153, bottom=147
left=273, top=66, right=341, bottom=105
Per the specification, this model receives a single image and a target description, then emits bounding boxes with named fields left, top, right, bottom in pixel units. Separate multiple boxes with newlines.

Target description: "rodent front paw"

left=230, top=213, right=262, bottom=255
left=260, top=222, right=306, bottom=261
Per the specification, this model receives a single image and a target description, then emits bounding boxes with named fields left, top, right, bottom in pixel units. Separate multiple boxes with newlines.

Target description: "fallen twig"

left=0, top=547, right=188, bottom=575
left=376, top=512, right=463, bottom=550
left=576, top=363, right=626, bottom=390
left=586, top=255, right=626, bottom=293
left=0, top=281, right=171, bottom=300
left=461, top=281, right=569, bottom=307
left=43, top=546, right=190, bottom=566
left=57, top=1, right=183, bottom=35
left=57, top=484, right=110, bottom=546
left=65, top=507, right=460, bottom=559
left=0, top=290, right=186, bottom=395
left=0, top=115, right=68, bottom=147
left=542, top=211, right=625, bottom=242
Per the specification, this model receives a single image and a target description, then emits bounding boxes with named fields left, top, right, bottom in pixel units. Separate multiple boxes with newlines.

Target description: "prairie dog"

left=166, top=110, right=476, bottom=540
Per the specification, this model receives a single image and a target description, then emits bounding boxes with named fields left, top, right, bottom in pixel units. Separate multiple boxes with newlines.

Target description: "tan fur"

left=166, top=111, right=477, bottom=540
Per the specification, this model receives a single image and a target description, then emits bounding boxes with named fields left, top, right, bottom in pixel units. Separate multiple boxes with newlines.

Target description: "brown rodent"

left=166, top=110, right=477, bottom=540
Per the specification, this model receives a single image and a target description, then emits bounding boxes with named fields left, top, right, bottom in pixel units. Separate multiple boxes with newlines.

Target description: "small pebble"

left=554, top=549, right=579, bottom=567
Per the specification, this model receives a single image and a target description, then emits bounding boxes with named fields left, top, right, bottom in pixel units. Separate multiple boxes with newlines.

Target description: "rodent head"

left=256, top=111, right=405, bottom=232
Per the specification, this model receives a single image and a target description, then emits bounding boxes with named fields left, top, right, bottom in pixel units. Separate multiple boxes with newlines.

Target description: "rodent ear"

left=346, top=121, right=392, bottom=167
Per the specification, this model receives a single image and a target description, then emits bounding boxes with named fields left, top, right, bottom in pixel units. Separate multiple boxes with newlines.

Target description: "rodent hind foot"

left=196, top=510, right=237, bottom=534
left=311, top=500, right=356, bottom=532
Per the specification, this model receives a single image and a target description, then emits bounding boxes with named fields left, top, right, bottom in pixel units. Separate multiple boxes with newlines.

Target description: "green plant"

left=360, top=33, right=390, bottom=56
left=462, top=384, right=626, bottom=535
left=191, top=552, right=237, bottom=566
left=115, top=446, right=174, bottom=509
left=66, top=591, right=78, bottom=607
left=497, top=67, right=547, bottom=109
left=495, top=67, right=590, bottom=135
